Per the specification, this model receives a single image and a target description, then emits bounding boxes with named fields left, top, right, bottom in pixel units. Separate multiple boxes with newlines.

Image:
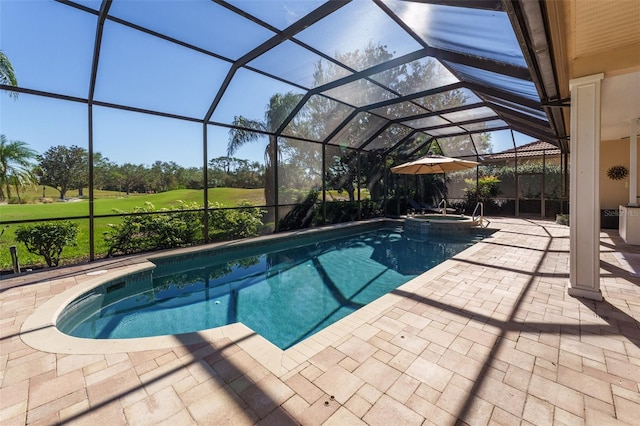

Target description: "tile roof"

left=487, top=141, right=561, bottom=160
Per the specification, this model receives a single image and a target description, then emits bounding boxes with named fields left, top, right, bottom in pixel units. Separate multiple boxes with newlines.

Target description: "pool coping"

left=20, top=218, right=492, bottom=377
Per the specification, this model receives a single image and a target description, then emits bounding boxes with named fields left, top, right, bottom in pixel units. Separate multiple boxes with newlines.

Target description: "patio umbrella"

left=390, top=155, right=479, bottom=175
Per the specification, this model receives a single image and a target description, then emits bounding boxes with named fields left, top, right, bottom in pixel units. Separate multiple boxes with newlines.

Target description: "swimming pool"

left=57, top=223, right=491, bottom=349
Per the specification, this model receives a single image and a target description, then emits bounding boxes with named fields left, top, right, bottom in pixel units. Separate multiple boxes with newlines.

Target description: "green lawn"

left=0, top=186, right=367, bottom=272
left=0, top=187, right=265, bottom=220
left=0, top=187, right=265, bottom=271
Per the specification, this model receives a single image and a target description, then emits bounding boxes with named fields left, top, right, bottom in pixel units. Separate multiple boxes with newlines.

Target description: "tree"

left=228, top=43, right=493, bottom=212
left=92, top=152, right=118, bottom=190
left=149, top=161, right=180, bottom=192
left=234, top=159, right=263, bottom=188
left=325, top=146, right=358, bottom=201
left=317, top=49, right=493, bottom=201
left=75, top=149, right=89, bottom=197
left=0, top=135, right=39, bottom=201
left=208, top=156, right=233, bottom=188
left=178, top=166, right=204, bottom=190
left=0, top=50, right=18, bottom=99
left=209, top=156, right=265, bottom=188
left=228, top=92, right=304, bottom=207
left=64, top=149, right=114, bottom=197
left=117, top=163, right=147, bottom=195
left=38, top=145, right=87, bottom=200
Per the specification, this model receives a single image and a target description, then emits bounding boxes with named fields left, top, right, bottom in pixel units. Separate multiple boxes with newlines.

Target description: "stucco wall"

left=600, top=139, right=640, bottom=209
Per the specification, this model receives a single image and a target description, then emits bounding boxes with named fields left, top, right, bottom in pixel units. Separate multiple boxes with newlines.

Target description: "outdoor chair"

left=407, top=198, right=426, bottom=214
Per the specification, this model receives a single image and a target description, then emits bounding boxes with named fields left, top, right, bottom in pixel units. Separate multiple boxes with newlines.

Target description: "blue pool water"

left=58, top=226, right=490, bottom=349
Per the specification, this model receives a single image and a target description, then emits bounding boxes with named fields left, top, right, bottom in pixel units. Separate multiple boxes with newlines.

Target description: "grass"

left=0, top=186, right=265, bottom=220
left=0, top=187, right=265, bottom=271
left=0, top=186, right=366, bottom=272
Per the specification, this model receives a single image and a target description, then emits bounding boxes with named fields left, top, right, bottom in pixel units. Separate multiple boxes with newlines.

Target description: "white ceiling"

left=601, top=70, right=640, bottom=141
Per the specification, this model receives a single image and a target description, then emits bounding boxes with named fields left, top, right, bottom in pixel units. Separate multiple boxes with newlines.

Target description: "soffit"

left=545, top=0, right=640, bottom=143
left=601, top=71, right=640, bottom=141
left=574, top=0, right=640, bottom=58
left=560, top=0, right=640, bottom=77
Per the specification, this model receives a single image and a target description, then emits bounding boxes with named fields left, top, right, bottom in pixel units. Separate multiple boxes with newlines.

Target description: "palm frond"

left=0, top=135, right=39, bottom=200
left=265, top=92, right=304, bottom=132
left=0, top=50, right=18, bottom=99
left=227, top=116, right=266, bottom=156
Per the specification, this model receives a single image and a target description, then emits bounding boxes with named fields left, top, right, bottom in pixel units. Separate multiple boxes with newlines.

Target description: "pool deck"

left=1, top=217, right=639, bottom=425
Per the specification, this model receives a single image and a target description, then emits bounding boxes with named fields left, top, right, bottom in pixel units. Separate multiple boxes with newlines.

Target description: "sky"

left=0, top=0, right=535, bottom=169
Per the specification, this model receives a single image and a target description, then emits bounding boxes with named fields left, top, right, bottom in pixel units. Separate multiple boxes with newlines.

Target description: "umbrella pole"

left=402, top=175, right=407, bottom=216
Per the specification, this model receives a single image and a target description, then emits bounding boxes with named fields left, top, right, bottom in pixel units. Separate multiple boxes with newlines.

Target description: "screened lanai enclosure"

left=0, top=0, right=569, bottom=266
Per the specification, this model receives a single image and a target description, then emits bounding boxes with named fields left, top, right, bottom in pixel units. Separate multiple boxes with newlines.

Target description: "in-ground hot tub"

left=404, top=213, right=480, bottom=236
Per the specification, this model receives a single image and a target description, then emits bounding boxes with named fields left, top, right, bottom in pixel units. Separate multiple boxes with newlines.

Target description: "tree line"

left=0, top=136, right=264, bottom=201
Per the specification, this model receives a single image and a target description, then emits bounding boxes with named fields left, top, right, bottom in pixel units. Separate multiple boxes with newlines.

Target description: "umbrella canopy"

left=390, top=155, right=479, bottom=175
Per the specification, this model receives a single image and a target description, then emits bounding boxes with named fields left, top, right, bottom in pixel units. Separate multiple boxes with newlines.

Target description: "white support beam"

left=620, top=118, right=640, bottom=245
left=629, top=118, right=638, bottom=206
left=568, top=73, right=603, bottom=301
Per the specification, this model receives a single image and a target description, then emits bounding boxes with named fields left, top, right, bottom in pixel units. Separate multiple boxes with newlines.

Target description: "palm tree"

left=0, top=135, right=39, bottom=202
left=227, top=92, right=303, bottom=208
left=0, top=50, right=18, bottom=99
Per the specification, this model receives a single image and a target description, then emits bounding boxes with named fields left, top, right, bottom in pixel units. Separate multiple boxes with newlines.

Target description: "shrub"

left=208, top=201, right=265, bottom=241
left=104, top=201, right=265, bottom=255
left=278, top=187, right=312, bottom=204
left=463, top=175, right=501, bottom=203
left=104, top=201, right=203, bottom=257
left=15, top=221, right=79, bottom=267
left=277, top=190, right=319, bottom=231
left=324, top=201, right=358, bottom=224
left=360, top=199, right=383, bottom=219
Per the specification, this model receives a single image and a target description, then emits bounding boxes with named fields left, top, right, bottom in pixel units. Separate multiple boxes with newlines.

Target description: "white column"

left=629, top=118, right=638, bottom=206
left=568, top=73, right=603, bottom=301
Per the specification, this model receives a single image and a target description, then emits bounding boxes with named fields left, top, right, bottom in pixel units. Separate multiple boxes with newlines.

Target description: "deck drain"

left=324, top=395, right=336, bottom=406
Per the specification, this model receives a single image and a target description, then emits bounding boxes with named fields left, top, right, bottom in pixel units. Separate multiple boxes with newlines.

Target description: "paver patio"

left=1, top=217, right=639, bottom=425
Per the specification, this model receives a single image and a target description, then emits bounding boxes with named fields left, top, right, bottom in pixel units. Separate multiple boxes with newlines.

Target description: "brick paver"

left=1, top=218, right=639, bottom=425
